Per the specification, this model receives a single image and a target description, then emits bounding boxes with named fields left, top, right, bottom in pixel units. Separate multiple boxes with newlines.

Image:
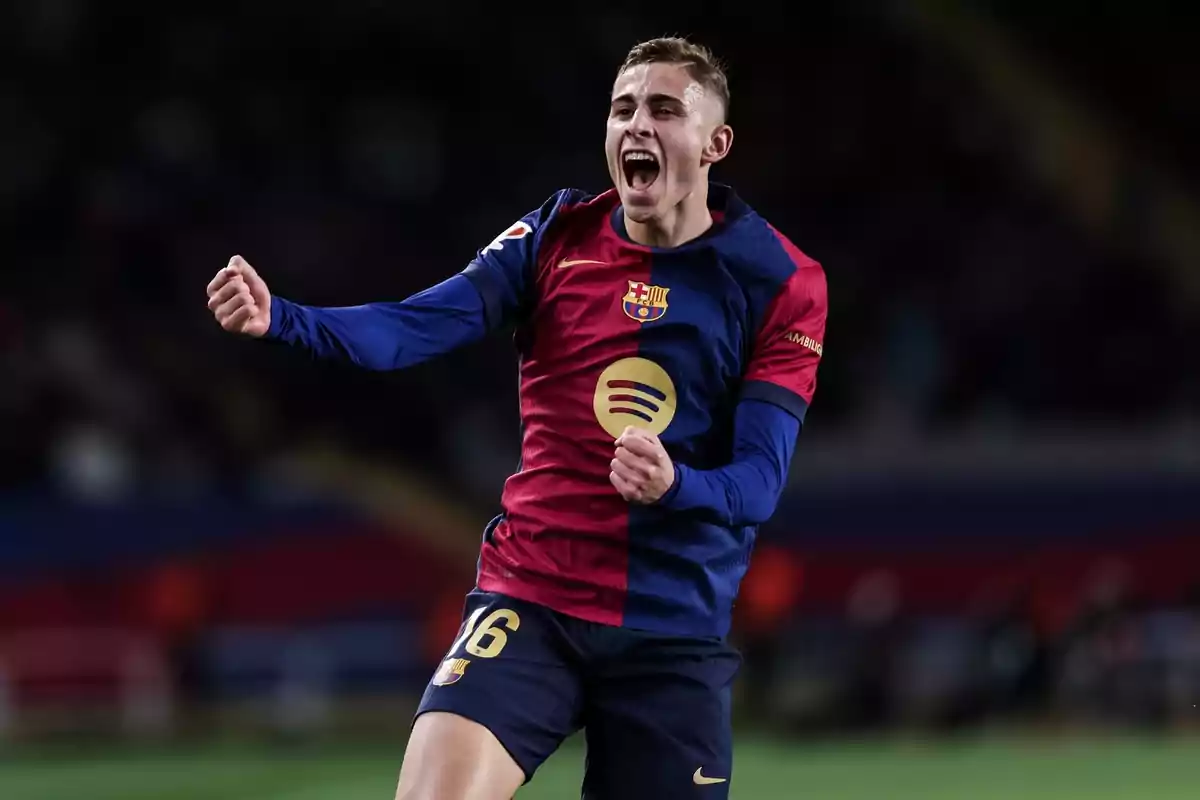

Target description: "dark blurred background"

left=2, top=1, right=1199, bottom=797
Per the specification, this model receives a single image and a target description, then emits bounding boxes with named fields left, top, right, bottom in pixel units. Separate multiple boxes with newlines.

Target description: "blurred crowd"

left=738, top=551, right=1200, bottom=736
left=3, top=2, right=1195, bottom=506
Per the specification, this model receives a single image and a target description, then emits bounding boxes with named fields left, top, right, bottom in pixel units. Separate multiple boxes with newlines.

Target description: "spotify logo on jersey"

left=593, top=357, right=677, bottom=438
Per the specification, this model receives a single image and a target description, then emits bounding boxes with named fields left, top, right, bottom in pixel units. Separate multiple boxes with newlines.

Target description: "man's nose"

left=628, top=106, right=654, bottom=136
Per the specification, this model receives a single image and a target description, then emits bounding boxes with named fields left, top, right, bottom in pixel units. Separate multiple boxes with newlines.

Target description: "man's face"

left=605, top=62, right=731, bottom=223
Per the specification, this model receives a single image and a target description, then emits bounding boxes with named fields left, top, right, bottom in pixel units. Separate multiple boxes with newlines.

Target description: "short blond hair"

left=619, top=37, right=730, bottom=118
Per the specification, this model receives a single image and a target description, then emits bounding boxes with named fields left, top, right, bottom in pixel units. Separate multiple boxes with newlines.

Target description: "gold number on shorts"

left=445, top=607, right=486, bottom=659
left=463, top=608, right=521, bottom=659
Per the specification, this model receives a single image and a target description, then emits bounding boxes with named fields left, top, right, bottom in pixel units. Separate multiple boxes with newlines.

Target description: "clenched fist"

left=206, top=255, right=272, bottom=337
left=610, top=426, right=675, bottom=504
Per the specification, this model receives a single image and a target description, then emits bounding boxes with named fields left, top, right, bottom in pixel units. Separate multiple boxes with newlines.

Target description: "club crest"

left=622, top=280, right=670, bottom=323
left=432, top=657, right=470, bottom=686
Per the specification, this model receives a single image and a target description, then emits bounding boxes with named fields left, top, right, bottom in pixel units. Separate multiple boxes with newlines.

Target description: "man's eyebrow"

left=610, top=93, right=685, bottom=106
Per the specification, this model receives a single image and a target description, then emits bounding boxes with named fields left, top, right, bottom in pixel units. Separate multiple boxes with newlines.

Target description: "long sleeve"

left=264, top=190, right=577, bottom=371
left=266, top=273, right=488, bottom=371
left=657, top=398, right=800, bottom=527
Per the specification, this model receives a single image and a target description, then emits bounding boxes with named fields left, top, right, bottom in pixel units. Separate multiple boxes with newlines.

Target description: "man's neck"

left=625, top=186, right=713, bottom=249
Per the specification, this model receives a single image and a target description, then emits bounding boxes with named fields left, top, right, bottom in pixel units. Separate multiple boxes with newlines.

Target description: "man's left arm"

left=660, top=399, right=800, bottom=526
left=611, top=264, right=827, bottom=526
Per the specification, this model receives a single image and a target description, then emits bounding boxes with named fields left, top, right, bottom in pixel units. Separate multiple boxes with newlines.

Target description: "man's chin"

left=620, top=189, right=660, bottom=221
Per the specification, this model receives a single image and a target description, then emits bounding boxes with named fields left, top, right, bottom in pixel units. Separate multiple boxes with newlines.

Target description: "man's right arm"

left=214, top=191, right=571, bottom=370
left=267, top=274, right=488, bottom=371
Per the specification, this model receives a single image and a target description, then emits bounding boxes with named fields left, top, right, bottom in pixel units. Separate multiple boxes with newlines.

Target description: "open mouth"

left=622, top=150, right=660, bottom=191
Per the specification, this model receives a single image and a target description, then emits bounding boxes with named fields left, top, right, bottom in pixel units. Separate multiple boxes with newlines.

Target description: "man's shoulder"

left=536, top=187, right=619, bottom=219
left=525, top=188, right=620, bottom=251
left=715, top=203, right=822, bottom=287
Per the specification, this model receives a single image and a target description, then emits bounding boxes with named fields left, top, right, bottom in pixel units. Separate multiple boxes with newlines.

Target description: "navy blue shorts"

left=415, top=590, right=741, bottom=798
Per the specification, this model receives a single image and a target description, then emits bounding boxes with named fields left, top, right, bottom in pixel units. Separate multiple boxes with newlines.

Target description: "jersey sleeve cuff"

left=740, top=380, right=809, bottom=424
left=266, top=296, right=291, bottom=339
left=656, top=463, right=687, bottom=507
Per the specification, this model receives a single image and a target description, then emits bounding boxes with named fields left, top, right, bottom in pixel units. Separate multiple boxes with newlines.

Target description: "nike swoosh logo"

left=557, top=258, right=607, bottom=269
left=693, top=768, right=727, bottom=785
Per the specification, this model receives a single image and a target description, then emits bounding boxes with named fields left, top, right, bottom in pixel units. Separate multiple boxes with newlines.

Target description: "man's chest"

left=514, top=236, right=761, bottom=445
left=527, top=244, right=752, bottom=360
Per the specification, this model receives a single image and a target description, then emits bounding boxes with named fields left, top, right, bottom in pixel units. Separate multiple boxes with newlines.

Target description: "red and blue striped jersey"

left=457, top=184, right=827, bottom=637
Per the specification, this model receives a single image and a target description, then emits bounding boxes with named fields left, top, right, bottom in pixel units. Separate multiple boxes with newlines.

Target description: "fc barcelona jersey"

left=461, top=184, right=827, bottom=638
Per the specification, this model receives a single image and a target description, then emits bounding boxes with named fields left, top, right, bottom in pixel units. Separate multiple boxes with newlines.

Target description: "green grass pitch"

left=2, top=735, right=1196, bottom=799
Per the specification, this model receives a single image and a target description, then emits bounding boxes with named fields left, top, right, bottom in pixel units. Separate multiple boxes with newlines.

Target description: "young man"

left=206, top=37, right=826, bottom=800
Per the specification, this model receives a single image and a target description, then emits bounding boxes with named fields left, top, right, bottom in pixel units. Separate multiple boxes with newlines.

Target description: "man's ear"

left=702, top=123, right=733, bottom=166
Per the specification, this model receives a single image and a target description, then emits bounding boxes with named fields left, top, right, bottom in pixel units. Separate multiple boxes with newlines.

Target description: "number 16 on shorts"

left=433, top=606, right=522, bottom=686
